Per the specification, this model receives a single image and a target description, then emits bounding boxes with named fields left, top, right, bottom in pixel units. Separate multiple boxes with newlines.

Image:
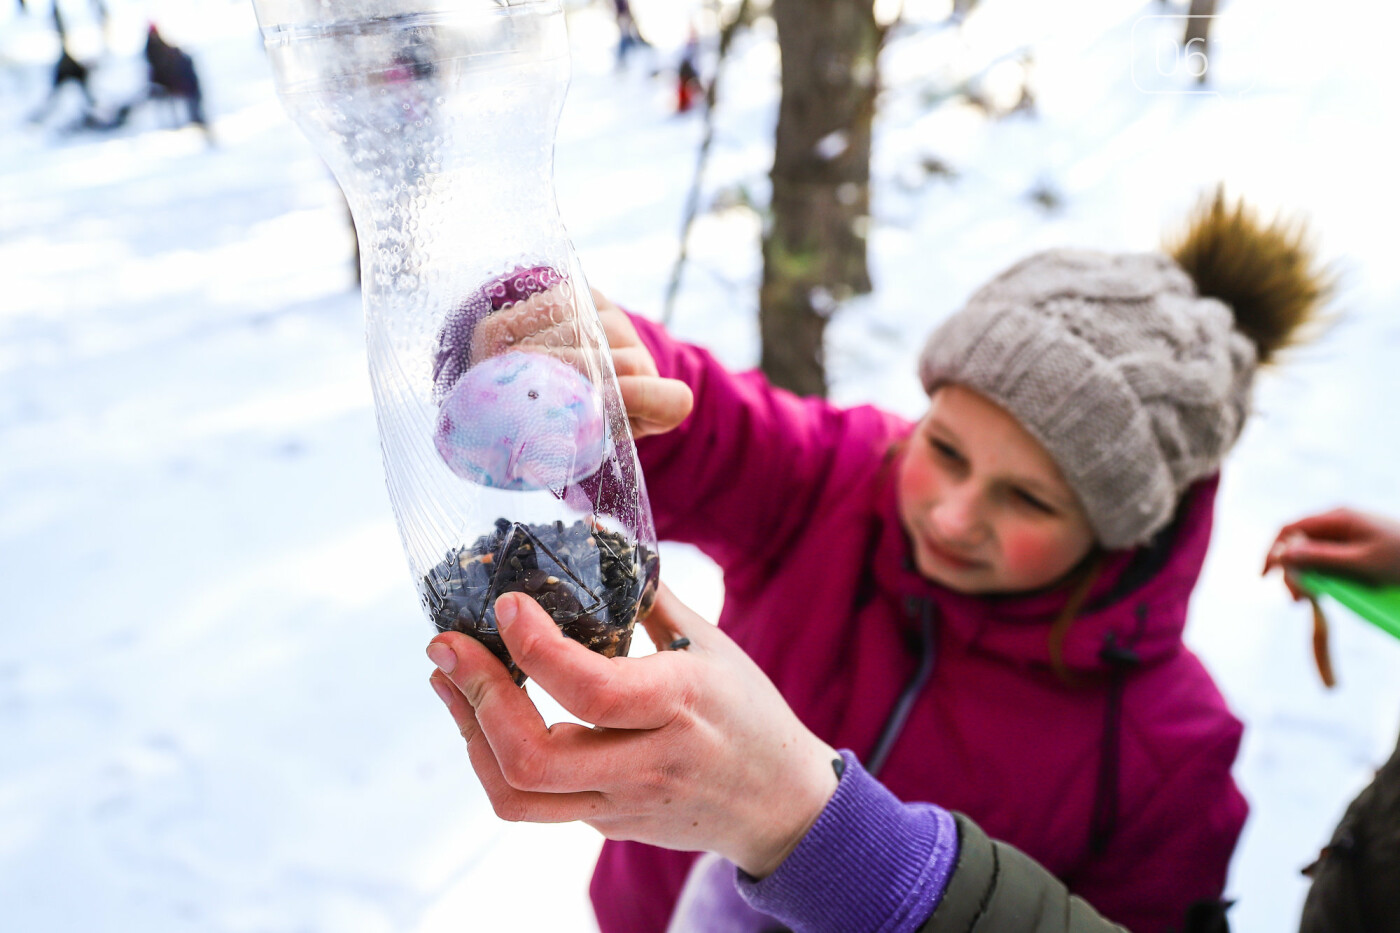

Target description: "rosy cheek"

left=998, top=526, right=1080, bottom=583
left=900, top=455, right=940, bottom=505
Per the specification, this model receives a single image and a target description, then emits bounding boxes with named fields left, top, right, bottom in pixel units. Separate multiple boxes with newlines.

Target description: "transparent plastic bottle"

left=252, top=0, right=658, bottom=682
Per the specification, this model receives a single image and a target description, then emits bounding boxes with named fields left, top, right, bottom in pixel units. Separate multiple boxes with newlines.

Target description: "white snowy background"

left=2, top=0, right=1399, bottom=930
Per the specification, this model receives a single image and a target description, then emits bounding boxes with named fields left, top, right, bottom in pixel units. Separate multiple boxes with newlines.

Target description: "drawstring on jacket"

left=1089, top=603, right=1149, bottom=855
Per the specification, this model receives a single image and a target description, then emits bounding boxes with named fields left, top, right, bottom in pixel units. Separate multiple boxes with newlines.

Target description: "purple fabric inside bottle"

left=432, top=263, right=566, bottom=402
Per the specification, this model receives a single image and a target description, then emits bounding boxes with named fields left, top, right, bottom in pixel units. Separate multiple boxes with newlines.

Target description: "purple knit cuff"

left=736, top=750, right=959, bottom=933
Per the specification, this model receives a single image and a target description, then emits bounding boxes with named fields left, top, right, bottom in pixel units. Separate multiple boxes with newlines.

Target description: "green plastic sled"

left=1295, top=569, right=1400, bottom=643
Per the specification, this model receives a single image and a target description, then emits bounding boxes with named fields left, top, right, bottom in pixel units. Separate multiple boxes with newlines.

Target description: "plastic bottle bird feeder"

left=252, top=0, right=659, bottom=683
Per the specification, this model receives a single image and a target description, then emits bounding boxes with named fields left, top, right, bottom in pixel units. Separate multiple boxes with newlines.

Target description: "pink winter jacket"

left=590, top=316, right=1249, bottom=933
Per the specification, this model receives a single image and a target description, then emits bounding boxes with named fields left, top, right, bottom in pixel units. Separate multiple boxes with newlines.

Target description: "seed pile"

left=422, top=518, right=659, bottom=685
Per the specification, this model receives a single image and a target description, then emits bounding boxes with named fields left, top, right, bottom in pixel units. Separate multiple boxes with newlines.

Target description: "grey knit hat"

left=918, top=248, right=1258, bottom=550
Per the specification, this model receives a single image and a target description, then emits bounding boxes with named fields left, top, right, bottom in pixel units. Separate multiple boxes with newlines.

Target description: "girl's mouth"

left=920, top=533, right=985, bottom=571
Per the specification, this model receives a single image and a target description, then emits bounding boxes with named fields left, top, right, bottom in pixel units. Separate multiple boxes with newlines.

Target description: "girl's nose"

left=930, top=485, right=985, bottom=545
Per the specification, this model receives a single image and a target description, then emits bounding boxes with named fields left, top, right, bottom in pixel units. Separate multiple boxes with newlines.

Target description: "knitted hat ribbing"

left=918, top=248, right=1257, bottom=549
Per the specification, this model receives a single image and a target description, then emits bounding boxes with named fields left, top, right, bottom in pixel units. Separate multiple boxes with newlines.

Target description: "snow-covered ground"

left=2, top=0, right=1398, bottom=930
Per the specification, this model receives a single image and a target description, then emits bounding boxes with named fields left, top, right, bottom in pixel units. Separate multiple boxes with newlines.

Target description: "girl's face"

left=898, top=385, right=1096, bottom=594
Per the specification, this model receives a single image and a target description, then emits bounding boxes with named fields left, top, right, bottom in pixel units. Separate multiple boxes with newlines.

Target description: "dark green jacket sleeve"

left=922, top=814, right=1129, bottom=933
left=1298, top=727, right=1400, bottom=933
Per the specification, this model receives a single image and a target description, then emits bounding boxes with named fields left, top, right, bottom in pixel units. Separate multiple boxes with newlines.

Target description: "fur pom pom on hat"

left=918, top=190, right=1329, bottom=549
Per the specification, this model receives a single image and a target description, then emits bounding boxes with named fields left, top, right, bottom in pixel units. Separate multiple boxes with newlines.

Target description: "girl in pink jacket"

left=579, top=192, right=1330, bottom=932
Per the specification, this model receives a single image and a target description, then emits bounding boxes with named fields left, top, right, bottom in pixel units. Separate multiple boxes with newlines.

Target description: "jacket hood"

left=871, top=452, right=1219, bottom=674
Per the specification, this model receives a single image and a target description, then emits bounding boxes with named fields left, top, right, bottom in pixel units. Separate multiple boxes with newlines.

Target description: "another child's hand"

left=425, top=584, right=839, bottom=879
left=1263, top=508, right=1400, bottom=597
left=592, top=288, right=693, bottom=438
left=465, top=286, right=692, bottom=439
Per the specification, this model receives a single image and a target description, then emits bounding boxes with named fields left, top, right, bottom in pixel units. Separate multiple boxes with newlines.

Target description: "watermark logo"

left=1131, top=15, right=1252, bottom=97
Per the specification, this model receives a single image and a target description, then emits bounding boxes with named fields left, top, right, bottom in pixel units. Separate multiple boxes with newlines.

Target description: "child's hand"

left=425, top=585, right=838, bottom=879
left=467, top=284, right=579, bottom=366
left=592, top=288, right=693, bottom=439
left=1263, top=508, right=1400, bottom=597
left=464, top=286, right=692, bottom=439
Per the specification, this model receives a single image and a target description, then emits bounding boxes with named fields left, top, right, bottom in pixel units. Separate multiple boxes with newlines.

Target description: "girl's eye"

left=930, top=439, right=962, bottom=462
left=1013, top=488, right=1055, bottom=515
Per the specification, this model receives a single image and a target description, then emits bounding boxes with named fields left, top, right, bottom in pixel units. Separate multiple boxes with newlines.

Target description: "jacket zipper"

left=866, top=596, right=938, bottom=778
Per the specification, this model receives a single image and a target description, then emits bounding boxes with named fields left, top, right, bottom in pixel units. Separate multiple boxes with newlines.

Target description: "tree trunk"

left=760, top=0, right=883, bottom=397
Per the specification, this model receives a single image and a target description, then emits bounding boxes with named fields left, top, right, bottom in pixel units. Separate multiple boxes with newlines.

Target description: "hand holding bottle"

left=425, top=585, right=839, bottom=878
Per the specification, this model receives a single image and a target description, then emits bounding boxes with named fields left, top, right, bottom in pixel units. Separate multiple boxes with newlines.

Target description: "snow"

left=2, top=0, right=1398, bottom=930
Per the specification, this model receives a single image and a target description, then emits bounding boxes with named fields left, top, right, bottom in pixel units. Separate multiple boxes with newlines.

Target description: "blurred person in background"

left=1266, top=509, right=1400, bottom=933
left=676, top=26, right=702, bottom=113
left=33, top=43, right=93, bottom=115
left=144, top=22, right=211, bottom=140
left=612, top=0, right=646, bottom=70
left=29, top=2, right=95, bottom=123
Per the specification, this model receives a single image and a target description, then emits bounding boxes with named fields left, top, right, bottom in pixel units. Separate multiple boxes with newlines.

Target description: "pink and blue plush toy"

left=432, top=267, right=608, bottom=491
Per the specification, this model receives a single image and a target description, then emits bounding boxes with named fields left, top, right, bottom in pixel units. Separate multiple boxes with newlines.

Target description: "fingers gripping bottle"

left=252, top=0, right=659, bottom=683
